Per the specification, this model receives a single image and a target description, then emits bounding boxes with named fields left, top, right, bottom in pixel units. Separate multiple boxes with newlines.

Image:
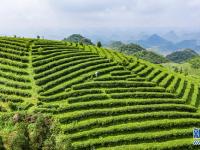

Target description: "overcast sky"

left=0, top=0, right=200, bottom=39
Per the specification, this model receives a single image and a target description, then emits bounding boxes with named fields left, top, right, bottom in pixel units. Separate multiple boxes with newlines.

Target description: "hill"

left=0, top=36, right=200, bottom=149
left=108, top=41, right=124, bottom=50
left=134, top=51, right=170, bottom=64
left=108, top=41, right=169, bottom=64
left=166, top=49, right=199, bottom=63
left=63, top=34, right=94, bottom=45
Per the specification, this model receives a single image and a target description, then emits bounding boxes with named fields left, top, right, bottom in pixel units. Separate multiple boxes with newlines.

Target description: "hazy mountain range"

left=61, top=30, right=200, bottom=56
left=85, top=30, right=200, bottom=55
left=137, top=33, right=200, bottom=55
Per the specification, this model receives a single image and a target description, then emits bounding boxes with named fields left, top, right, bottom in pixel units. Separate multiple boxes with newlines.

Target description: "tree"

left=37, top=35, right=40, bottom=39
left=97, top=41, right=102, bottom=48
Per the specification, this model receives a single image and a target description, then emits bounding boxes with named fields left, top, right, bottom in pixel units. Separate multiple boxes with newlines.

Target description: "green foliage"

left=1, top=36, right=200, bottom=150
left=8, top=102, right=18, bottom=111
left=56, top=136, right=72, bottom=150
left=72, top=128, right=193, bottom=149
left=97, top=41, right=102, bottom=48
left=166, top=49, right=199, bottom=63
left=0, top=136, right=6, bottom=150
left=8, top=122, right=30, bottom=150
left=188, top=56, right=200, bottom=69
left=29, top=115, right=50, bottom=149
left=72, top=81, right=156, bottom=90
left=0, top=113, right=58, bottom=150
left=63, top=34, right=94, bottom=45
left=110, top=92, right=176, bottom=99
left=134, top=50, right=170, bottom=64
left=58, top=104, right=196, bottom=124
left=108, top=41, right=168, bottom=64
left=163, top=62, right=200, bottom=79
left=68, top=94, right=109, bottom=103
left=118, top=43, right=145, bottom=54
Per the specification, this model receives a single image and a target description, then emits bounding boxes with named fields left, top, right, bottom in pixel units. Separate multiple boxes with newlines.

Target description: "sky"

left=0, top=0, right=200, bottom=40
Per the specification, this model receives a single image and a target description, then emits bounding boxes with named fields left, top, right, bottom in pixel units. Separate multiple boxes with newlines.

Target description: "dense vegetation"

left=163, top=55, right=200, bottom=81
left=162, top=63, right=200, bottom=79
left=115, top=43, right=145, bottom=54
left=108, top=41, right=169, bottom=64
left=0, top=113, right=61, bottom=150
left=63, top=34, right=94, bottom=45
left=188, top=56, right=200, bottom=69
left=166, top=49, right=199, bottom=63
left=134, top=51, right=170, bottom=64
left=108, top=41, right=124, bottom=50
left=0, top=36, right=200, bottom=149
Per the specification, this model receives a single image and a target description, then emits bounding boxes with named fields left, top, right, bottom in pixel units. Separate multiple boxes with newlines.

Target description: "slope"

left=0, top=36, right=200, bottom=150
left=166, top=49, right=199, bottom=63
left=108, top=42, right=169, bottom=64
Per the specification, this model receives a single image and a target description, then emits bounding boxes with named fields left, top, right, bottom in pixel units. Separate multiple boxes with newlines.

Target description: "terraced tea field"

left=0, top=36, right=200, bottom=149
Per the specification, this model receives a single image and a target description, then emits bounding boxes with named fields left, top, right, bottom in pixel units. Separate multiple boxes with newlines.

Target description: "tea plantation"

left=0, top=36, right=200, bottom=149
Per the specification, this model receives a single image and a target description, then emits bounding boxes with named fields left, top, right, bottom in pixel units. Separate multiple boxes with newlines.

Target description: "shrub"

left=8, top=123, right=30, bottom=150
left=8, top=102, right=18, bottom=111
left=56, top=136, right=72, bottom=150
left=42, top=136, right=56, bottom=150
left=0, top=136, right=6, bottom=150
left=29, top=115, right=51, bottom=150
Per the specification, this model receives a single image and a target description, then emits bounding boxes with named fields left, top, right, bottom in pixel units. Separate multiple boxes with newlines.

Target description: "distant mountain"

left=108, top=41, right=124, bottom=49
left=176, top=40, right=197, bottom=49
left=138, top=34, right=176, bottom=52
left=166, top=49, right=199, bottom=63
left=182, top=32, right=200, bottom=41
left=63, top=34, right=94, bottom=45
left=137, top=34, right=200, bottom=55
left=163, top=31, right=179, bottom=42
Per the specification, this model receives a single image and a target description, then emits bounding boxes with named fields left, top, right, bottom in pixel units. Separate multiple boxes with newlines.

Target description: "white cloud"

left=0, top=0, right=199, bottom=38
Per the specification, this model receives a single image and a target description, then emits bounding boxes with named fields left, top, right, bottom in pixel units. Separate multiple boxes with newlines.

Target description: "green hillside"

left=63, top=34, right=94, bottom=45
left=108, top=42, right=169, bottom=64
left=162, top=63, right=200, bottom=80
left=163, top=56, right=200, bottom=80
left=134, top=50, right=170, bottom=64
left=166, top=49, right=199, bottom=63
left=0, top=36, right=200, bottom=149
